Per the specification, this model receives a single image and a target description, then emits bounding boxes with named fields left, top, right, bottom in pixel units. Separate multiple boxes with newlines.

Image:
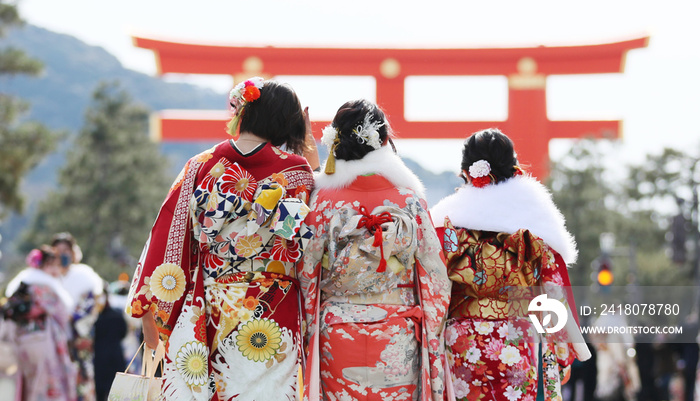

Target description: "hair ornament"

left=321, top=124, right=338, bottom=149
left=468, top=159, right=493, bottom=188
left=228, top=77, right=265, bottom=113
left=353, top=113, right=383, bottom=150
left=322, top=124, right=340, bottom=175
left=26, top=248, right=43, bottom=268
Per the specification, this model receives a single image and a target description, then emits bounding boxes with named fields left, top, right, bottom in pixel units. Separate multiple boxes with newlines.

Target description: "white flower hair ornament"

left=321, top=124, right=339, bottom=149
left=321, top=123, right=340, bottom=175
left=228, top=77, right=265, bottom=114
left=353, top=113, right=384, bottom=150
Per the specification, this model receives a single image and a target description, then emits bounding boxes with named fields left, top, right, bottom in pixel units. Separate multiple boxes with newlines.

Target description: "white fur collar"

left=430, top=175, right=578, bottom=265
left=5, top=268, right=75, bottom=311
left=315, top=145, right=425, bottom=197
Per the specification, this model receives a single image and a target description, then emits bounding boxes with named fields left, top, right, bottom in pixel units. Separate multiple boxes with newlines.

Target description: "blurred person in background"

left=52, top=232, right=104, bottom=401
left=93, top=281, right=127, bottom=401
left=3, top=245, right=77, bottom=401
left=589, top=313, right=640, bottom=401
left=108, top=274, right=143, bottom=373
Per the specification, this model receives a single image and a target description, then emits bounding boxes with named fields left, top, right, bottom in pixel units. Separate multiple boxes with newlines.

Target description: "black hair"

left=331, top=99, right=392, bottom=161
left=460, top=128, right=519, bottom=184
left=229, top=80, right=307, bottom=155
left=29, top=244, right=58, bottom=269
left=37, top=245, right=58, bottom=268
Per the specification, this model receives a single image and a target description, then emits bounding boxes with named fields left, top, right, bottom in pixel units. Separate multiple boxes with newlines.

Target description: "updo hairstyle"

left=460, top=128, right=519, bottom=184
left=331, top=99, right=391, bottom=161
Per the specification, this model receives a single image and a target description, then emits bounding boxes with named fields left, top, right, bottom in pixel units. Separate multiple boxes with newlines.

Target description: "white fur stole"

left=430, top=175, right=578, bottom=265
left=314, top=145, right=425, bottom=197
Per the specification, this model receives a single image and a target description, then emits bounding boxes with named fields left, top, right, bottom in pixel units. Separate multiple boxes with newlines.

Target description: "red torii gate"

left=134, top=36, right=648, bottom=178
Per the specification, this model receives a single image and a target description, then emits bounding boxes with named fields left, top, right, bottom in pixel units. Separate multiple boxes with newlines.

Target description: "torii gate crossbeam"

left=134, top=36, right=648, bottom=178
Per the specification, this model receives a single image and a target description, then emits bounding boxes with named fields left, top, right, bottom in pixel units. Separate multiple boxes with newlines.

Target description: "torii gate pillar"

left=134, top=37, right=648, bottom=179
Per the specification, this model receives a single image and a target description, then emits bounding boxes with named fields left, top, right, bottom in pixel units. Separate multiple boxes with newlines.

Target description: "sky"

left=16, top=0, right=700, bottom=175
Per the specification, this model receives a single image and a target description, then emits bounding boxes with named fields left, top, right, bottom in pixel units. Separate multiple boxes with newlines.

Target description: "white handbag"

left=107, top=341, right=165, bottom=401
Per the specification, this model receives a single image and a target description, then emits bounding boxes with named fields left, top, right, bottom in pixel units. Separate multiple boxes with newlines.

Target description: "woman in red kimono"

left=299, top=99, right=451, bottom=401
left=430, top=128, right=591, bottom=401
left=126, top=78, right=318, bottom=401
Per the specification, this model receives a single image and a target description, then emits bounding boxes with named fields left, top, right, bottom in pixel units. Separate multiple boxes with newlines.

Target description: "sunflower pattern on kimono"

left=126, top=147, right=215, bottom=338
left=207, top=271, right=302, bottom=401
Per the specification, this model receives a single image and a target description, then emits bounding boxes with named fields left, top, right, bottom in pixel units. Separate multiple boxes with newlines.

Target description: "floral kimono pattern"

left=127, top=141, right=314, bottom=401
left=300, top=159, right=451, bottom=401
left=437, top=218, right=590, bottom=401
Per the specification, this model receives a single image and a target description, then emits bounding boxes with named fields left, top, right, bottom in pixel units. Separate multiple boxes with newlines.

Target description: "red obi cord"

left=356, top=205, right=392, bottom=272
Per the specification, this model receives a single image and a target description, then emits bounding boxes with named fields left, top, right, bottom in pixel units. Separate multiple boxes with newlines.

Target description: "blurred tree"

left=624, top=147, right=700, bottom=278
left=0, top=1, right=60, bottom=218
left=547, top=139, right=668, bottom=287
left=23, top=82, right=171, bottom=280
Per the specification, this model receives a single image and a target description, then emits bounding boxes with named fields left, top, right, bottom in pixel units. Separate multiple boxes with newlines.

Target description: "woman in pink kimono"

left=430, top=128, right=591, bottom=401
left=299, top=99, right=451, bottom=401
left=4, top=246, right=77, bottom=401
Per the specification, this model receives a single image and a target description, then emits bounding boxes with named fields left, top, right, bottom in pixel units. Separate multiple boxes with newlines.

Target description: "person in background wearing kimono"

left=127, top=77, right=319, bottom=401
left=51, top=232, right=104, bottom=401
left=430, top=128, right=591, bottom=401
left=4, top=246, right=77, bottom=401
left=299, top=99, right=451, bottom=401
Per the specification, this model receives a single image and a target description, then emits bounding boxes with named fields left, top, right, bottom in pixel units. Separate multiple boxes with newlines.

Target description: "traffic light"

left=597, top=257, right=614, bottom=286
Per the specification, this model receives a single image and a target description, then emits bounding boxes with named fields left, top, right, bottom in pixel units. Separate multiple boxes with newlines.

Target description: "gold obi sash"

left=442, top=218, right=548, bottom=320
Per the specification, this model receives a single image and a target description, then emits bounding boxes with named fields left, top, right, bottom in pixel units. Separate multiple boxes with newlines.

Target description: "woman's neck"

left=235, top=131, right=267, bottom=154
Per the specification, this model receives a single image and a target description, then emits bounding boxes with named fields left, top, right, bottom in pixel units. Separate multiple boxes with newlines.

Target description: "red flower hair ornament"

left=228, top=77, right=265, bottom=114
left=467, top=160, right=525, bottom=188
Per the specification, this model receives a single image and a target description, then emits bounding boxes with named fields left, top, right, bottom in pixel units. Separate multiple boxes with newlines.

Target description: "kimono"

left=126, top=141, right=314, bottom=401
left=430, top=175, right=591, bottom=401
left=299, top=146, right=451, bottom=401
left=4, top=268, right=77, bottom=401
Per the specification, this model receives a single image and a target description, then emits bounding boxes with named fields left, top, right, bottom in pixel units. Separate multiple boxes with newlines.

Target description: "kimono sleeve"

left=413, top=204, right=451, bottom=401
left=539, top=248, right=592, bottom=395
left=125, top=158, right=201, bottom=341
left=297, top=191, right=330, bottom=401
left=297, top=191, right=329, bottom=344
